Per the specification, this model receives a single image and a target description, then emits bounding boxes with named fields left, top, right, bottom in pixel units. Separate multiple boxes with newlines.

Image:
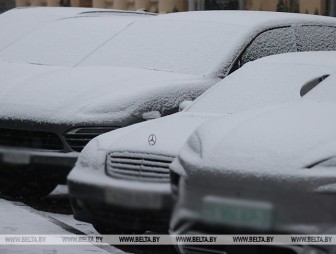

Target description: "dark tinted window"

left=241, top=27, right=295, bottom=65
left=296, top=25, right=336, bottom=52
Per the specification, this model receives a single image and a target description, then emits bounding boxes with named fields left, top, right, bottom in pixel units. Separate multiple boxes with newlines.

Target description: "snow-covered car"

left=0, top=7, right=101, bottom=50
left=0, top=9, right=156, bottom=198
left=170, top=87, right=336, bottom=253
left=67, top=51, right=336, bottom=233
left=3, top=11, right=336, bottom=199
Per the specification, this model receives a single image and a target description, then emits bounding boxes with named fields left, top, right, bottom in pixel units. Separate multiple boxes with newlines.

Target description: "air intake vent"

left=0, top=128, right=63, bottom=150
left=106, top=152, right=174, bottom=182
left=65, top=127, right=118, bottom=152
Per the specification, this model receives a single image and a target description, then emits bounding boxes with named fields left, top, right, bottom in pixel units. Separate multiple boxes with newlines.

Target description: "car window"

left=295, top=25, right=336, bottom=52
left=240, top=27, right=295, bottom=66
left=187, top=62, right=335, bottom=114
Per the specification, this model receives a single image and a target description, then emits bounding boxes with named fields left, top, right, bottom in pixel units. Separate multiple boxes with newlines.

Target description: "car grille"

left=64, top=127, right=117, bottom=152
left=106, top=152, right=174, bottom=182
left=0, top=128, right=63, bottom=150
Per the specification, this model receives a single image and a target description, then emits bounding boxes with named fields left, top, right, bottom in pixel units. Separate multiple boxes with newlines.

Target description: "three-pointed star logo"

left=148, top=134, right=157, bottom=146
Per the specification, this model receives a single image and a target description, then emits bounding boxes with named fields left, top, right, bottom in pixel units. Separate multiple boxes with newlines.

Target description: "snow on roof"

left=153, top=10, right=336, bottom=28
left=77, top=9, right=157, bottom=16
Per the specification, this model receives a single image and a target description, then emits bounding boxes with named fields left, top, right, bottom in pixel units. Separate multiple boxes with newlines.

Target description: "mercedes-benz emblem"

left=148, top=134, right=157, bottom=146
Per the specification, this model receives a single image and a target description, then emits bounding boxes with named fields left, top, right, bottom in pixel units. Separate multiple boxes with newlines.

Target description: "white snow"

left=191, top=102, right=336, bottom=176
left=0, top=11, right=335, bottom=125
left=0, top=7, right=99, bottom=51
left=0, top=66, right=214, bottom=124
left=81, top=18, right=249, bottom=75
left=0, top=13, right=149, bottom=66
left=188, top=51, right=336, bottom=114
left=81, top=11, right=336, bottom=76
left=0, top=186, right=125, bottom=253
left=71, top=51, right=336, bottom=178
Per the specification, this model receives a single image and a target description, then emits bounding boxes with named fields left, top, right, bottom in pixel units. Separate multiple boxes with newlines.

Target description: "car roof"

left=77, top=9, right=157, bottom=17
left=157, top=10, right=336, bottom=27
left=12, top=7, right=157, bottom=18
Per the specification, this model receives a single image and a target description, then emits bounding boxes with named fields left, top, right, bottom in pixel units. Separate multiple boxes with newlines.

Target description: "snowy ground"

left=0, top=185, right=175, bottom=254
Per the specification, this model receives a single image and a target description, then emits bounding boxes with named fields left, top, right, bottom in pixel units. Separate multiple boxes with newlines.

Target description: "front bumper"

left=68, top=170, right=173, bottom=232
left=0, top=147, right=78, bottom=183
left=171, top=212, right=304, bottom=254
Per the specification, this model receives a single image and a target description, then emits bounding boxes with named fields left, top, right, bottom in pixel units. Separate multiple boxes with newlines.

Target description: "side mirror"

left=179, top=100, right=193, bottom=112
left=142, top=111, right=161, bottom=120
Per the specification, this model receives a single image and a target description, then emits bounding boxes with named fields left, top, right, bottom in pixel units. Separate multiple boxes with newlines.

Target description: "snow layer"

left=72, top=51, right=336, bottom=175
left=0, top=66, right=214, bottom=124
left=192, top=102, right=336, bottom=176
left=0, top=7, right=98, bottom=51
left=0, top=13, right=149, bottom=66
left=0, top=198, right=123, bottom=254
left=188, top=51, right=336, bottom=114
left=81, top=11, right=336, bottom=76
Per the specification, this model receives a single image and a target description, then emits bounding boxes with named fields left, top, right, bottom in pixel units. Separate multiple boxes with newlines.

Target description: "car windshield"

left=187, top=60, right=336, bottom=114
left=80, top=19, right=249, bottom=75
left=0, top=15, right=143, bottom=66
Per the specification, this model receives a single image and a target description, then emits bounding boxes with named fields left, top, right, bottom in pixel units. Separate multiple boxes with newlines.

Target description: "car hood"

left=0, top=64, right=212, bottom=125
left=196, top=102, right=336, bottom=174
left=96, top=112, right=217, bottom=158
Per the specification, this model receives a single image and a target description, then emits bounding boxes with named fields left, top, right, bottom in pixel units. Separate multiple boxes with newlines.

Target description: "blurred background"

left=0, top=0, right=334, bottom=16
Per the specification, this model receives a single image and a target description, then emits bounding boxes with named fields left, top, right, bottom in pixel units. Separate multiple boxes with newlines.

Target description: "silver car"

left=0, top=8, right=156, bottom=198
left=170, top=77, right=336, bottom=253
left=68, top=51, right=336, bottom=233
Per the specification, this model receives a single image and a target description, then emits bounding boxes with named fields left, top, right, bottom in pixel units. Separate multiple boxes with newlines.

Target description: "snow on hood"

left=0, top=66, right=213, bottom=124
left=95, top=112, right=215, bottom=157
left=196, top=102, right=336, bottom=174
left=0, top=60, right=65, bottom=84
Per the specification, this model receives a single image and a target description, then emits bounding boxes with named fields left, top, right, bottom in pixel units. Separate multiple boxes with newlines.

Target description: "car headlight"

left=64, top=127, right=118, bottom=152
left=75, top=138, right=106, bottom=171
left=185, top=132, right=202, bottom=156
